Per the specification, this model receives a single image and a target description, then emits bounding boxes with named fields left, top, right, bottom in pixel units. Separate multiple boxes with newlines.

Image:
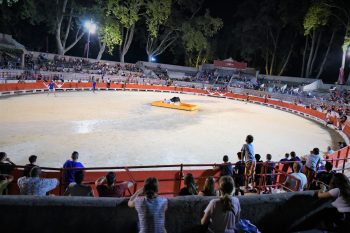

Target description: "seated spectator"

left=17, top=166, right=59, bottom=196
left=198, top=176, right=216, bottom=196
left=263, top=154, right=276, bottom=194
left=234, top=152, right=245, bottom=196
left=310, top=162, right=336, bottom=190
left=201, top=176, right=241, bottom=232
left=23, top=155, right=37, bottom=177
left=63, top=151, right=84, bottom=186
left=0, top=174, right=14, bottom=195
left=0, top=152, right=16, bottom=175
left=216, top=155, right=233, bottom=177
left=179, top=173, right=198, bottom=196
left=316, top=173, right=350, bottom=231
left=305, top=148, right=324, bottom=172
left=64, top=170, right=94, bottom=197
left=285, top=162, right=307, bottom=191
left=254, top=154, right=263, bottom=188
left=95, top=172, right=134, bottom=197
left=128, top=177, right=168, bottom=233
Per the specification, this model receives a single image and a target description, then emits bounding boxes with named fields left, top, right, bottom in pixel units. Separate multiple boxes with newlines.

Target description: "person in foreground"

left=128, top=177, right=168, bottom=233
left=316, top=173, right=350, bottom=231
left=201, top=176, right=241, bottom=233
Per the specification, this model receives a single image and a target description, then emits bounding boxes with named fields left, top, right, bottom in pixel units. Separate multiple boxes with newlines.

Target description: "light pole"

left=84, top=19, right=97, bottom=59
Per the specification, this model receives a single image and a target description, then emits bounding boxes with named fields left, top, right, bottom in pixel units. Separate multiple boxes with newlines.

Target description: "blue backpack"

left=235, top=219, right=261, bottom=233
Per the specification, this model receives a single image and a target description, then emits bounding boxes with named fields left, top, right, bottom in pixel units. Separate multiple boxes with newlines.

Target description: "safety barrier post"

left=178, top=164, right=184, bottom=192
left=59, top=168, right=64, bottom=195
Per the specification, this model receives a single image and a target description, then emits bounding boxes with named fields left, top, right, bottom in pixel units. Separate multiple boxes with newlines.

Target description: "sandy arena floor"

left=0, top=91, right=342, bottom=168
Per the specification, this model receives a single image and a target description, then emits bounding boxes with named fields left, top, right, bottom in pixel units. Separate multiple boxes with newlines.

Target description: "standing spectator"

left=289, top=151, right=301, bottom=162
left=63, top=151, right=84, bottom=186
left=326, top=146, right=334, bottom=155
left=201, top=176, right=241, bottom=232
left=64, top=171, right=94, bottom=197
left=198, top=176, right=216, bottom=196
left=263, top=154, right=276, bottom=194
left=0, top=174, right=14, bottom=195
left=285, top=162, right=307, bottom=191
left=0, top=152, right=16, bottom=175
left=128, top=177, right=168, bottom=233
left=234, top=152, right=245, bottom=196
left=241, top=135, right=255, bottom=191
left=179, top=173, right=198, bottom=196
left=280, top=153, right=290, bottom=183
left=254, top=154, right=263, bottom=189
left=305, top=148, right=324, bottom=172
left=280, top=153, right=290, bottom=162
left=317, top=173, right=350, bottom=231
left=23, top=155, right=37, bottom=177
left=17, top=166, right=59, bottom=196
left=95, top=172, right=134, bottom=197
left=216, top=155, right=233, bottom=177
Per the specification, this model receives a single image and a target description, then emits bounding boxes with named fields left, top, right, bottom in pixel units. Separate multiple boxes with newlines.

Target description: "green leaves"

left=100, top=19, right=122, bottom=54
left=107, top=0, right=142, bottom=28
left=303, top=2, right=330, bottom=35
left=145, top=0, right=172, bottom=38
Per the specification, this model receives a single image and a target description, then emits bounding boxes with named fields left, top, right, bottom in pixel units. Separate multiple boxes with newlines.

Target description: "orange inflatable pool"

left=151, top=101, right=199, bottom=111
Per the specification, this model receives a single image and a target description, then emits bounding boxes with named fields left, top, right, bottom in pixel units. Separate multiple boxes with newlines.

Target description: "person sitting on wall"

left=64, top=170, right=94, bottom=197
left=23, top=155, right=38, bottom=177
left=17, top=166, right=59, bottom=196
left=0, top=173, right=14, bottom=195
left=0, top=152, right=16, bottom=175
left=201, top=176, right=241, bottom=232
left=310, top=162, right=336, bottom=190
left=179, top=173, right=198, bottom=196
left=63, top=151, right=85, bottom=187
left=95, top=172, right=134, bottom=197
left=128, top=177, right=168, bottom=233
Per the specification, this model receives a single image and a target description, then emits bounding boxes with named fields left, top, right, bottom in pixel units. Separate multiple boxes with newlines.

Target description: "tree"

left=181, top=11, right=223, bottom=67
left=107, top=0, right=143, bottom=63
left=21, top=0, right=88, bottom=55
left=144, top=0, right=176, bottom=62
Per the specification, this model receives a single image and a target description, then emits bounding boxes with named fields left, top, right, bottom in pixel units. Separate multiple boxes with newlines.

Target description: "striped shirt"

left=135, top=196, right=168, bottom=233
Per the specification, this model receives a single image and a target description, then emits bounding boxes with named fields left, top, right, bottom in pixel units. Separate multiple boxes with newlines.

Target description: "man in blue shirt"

left=47, top=81, right=56, bottom=97
left=63, top=151, right=84, bottom=186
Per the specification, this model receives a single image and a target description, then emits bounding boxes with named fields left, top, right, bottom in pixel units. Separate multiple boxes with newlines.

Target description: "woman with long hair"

left=179, top=173, right=198, bottom=196
left=128, top=177, right=168, bottom=233
left=317, top=173, right=350, bottom=231
left=201, top=176, right=241, bottom=233
left=198, top=176, right=216, bottom=196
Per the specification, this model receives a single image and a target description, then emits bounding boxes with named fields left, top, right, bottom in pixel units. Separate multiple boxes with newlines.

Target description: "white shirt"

left=328, top=188, right=350, bottom=213
left=290, top=172, right=307, bottom=191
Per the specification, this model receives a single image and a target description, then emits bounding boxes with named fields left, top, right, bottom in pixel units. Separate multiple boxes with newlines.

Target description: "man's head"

left=246, top=135, right=254, bottom=144
left=223, top=155, right=229, bottom=162
left=106, top=172, right=115, bottom=186
left=255, top=154, right=261, bottom=161
left=30, top=166, right=41, bottom=178
left=237, top=152, right=242, bottom=160
left=285, top=153, right=290, bottom=159
left=29, top=155, right=37, bottom=164
left=74, top=171, right=84, bottom=185
left=0, top=152, right=7, bottom=162
left=290, top=151, right=296, bottom=158
left=312, top=148, right=319, bottom=155
left=71, top=151, right=79, bottom=161
left=266, top=154, right=272, bottom=161
left=325, top=162, right=333, bottom=172
left=293, top=162, right=302, bottom=173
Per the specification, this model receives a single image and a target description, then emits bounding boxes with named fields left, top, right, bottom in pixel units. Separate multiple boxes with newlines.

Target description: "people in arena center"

left=285, top=162, right=307, bottom=191
left=0, top=173, right=14, bottom=195
left=17, top=166, right=59, bottom=196
left=95, top=172, right=134, bottom=197
left=198, top=176, right=216, bottom=196
left=305, top=148, right=325, bottom=172
left=201, top=176, right=241, bottom=232
left=63, top=151, right=85, bottom=186
left=23, top=155, right=38, bottom=177
left=0, top=152, right=16, bottom=175
left=241, top=135, right=255, bottom=191
left=128, top=177, right=168, bottom=233
left=64, top=170, right=94, bottom=197
left=234, top=152, right=245, bottom=196
left=47, top=80, right=56, bottom=96
left=316, top=173, right=350, bottom=231
left=179, top=173, right=198, bottom=195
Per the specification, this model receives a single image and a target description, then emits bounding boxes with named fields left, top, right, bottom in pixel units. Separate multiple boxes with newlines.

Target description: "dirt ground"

left=0, top=91, right=343, bottom=168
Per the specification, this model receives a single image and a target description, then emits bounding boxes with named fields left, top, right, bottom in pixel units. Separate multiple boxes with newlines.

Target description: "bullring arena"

left=0, top=90, right=343, bottom=167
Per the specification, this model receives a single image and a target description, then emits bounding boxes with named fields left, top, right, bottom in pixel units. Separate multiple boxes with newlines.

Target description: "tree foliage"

left=145, top=0, right=172, bottom=39
left=303, top=2, right=330, bottom=35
